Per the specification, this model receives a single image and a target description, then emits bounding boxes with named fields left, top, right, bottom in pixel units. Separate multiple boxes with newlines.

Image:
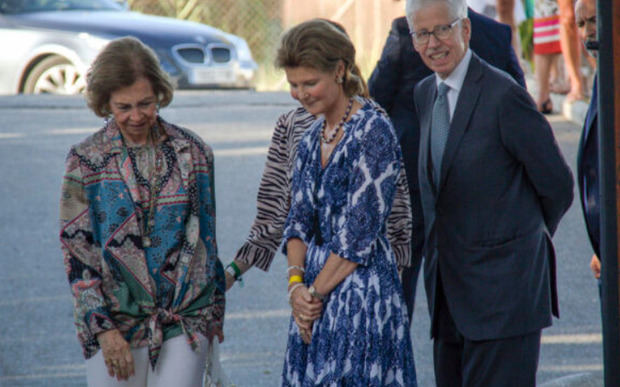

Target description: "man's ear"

left=461, top=17, right=472, bottom=44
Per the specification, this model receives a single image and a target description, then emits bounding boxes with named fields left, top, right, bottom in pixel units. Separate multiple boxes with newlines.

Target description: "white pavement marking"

left=542, top=333, right=602, bottom=344
left=0, top=294, right=70, bottom=306
left=214, top=146, right=267, bottom=157
left=36, top=364, right=85, bottom=372
left=46, top=128, right=96, bottom=135
left=539, top=364, right=603, bottom=372
left=0, top=371, right=85, bottom=382
left=0, top=132, right=24, bottom=139
left=226, top=308, right=290, bottom=320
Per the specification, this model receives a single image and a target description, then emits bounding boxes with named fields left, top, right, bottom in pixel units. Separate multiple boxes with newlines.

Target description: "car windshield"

left=0, top=0, right=123, bottom=14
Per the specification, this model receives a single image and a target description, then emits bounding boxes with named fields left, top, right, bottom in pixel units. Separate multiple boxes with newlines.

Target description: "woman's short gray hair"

left=85, top=36, right=173, bottom=117
left=405, top=0, right=468, bottom=32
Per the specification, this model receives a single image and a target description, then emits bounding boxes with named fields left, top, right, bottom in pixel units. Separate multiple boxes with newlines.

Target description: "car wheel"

left=23, top=56, right=85, bottom=95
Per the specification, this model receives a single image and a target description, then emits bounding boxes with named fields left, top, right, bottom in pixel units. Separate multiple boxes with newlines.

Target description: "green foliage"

left=519, top=18, right=534, bottom=65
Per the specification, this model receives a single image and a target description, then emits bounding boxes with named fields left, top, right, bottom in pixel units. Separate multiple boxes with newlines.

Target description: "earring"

left=104, top=114, right=113, bottom=126
left=337, top=76, right=343, bottom=84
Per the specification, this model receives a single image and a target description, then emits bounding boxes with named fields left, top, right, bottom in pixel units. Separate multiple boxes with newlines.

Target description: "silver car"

left=0, top=0, right=258, bottom=94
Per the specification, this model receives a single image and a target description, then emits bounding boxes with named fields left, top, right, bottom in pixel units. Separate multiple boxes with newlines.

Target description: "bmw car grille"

left=173, top=44, right=232, bottom=65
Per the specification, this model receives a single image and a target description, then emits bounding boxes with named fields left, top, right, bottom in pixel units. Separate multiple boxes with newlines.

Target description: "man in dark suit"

left=407, top=0, right=574, bottom=385
left=575, top=0, right=601, bottom=280
left=368, top=8, right=524, bottom=324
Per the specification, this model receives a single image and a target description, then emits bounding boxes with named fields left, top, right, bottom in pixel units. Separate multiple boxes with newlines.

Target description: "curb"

left=540, top=371, right=603, bottom=387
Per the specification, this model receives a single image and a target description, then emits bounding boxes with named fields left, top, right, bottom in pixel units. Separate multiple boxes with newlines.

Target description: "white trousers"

left=86, top=334, right=208, bottom=387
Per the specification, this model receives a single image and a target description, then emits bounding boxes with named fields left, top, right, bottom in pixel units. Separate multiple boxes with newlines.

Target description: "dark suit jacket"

left=368, top=9, right=525, bottom=265
left=415, top=53, right=574, bottom=340
left=577, top=75, right=600, bottom=257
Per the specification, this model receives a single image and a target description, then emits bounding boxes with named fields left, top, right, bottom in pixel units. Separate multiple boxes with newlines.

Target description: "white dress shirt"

left=435, top=48, right=473, bottom=121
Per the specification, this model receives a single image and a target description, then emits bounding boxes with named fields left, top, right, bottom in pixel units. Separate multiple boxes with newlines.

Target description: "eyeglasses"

left=410, top=19, right=461, bottom=46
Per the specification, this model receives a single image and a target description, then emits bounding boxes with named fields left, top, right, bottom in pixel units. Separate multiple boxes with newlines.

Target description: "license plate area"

left=189, top=67, right=234, bottom=84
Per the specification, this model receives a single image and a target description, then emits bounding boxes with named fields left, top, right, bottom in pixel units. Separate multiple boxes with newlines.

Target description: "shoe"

left=539, top=99, right=553, bottom=114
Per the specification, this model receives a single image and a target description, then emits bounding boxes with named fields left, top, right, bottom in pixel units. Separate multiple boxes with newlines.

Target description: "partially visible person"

left=368, top=6, right=524, bottom=324
left=59, top=36, right=226, bottom=386
left=277, top=19, right=416, bottom=386
left=558, top=0, right=585, bottom=101
left=575, top=0, right=600, bottom=280
left=496, top=0, right=520, bottom=56
left=225, top=23, right=412, bottom=292
left=406, top=0, right=574, bottom=385
left=533, top=0, right=563, bottom=114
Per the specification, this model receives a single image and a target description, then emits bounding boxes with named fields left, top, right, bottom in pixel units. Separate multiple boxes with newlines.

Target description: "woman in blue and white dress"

left=276, top=19, right=416, bottom=386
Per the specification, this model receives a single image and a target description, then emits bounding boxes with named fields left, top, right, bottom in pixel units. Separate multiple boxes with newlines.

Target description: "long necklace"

left=121, top=124, right=165, bottom=248
left=141, top=128, right=164, bottom=248
left=321, top=98, right=354, bottom=144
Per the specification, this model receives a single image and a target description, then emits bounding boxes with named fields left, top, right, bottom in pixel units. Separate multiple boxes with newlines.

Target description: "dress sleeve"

left=329, top=114, right=401, bottom=265
left=281, top=128, right=317, bottom=254
left=59, top=148, right=115, bottom=348
left=234, top=109, right=314, bottom=270
left=386, top=164, right=413, bottom=268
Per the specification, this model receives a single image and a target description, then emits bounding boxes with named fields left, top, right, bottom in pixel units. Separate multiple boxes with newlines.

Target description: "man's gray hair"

left=405, top=0, right=468, bottom=32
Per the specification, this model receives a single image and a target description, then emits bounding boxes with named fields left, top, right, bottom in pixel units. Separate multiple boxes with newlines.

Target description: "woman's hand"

left=225, top=260, right=250, bottom=291
left=97, top=329, right=134, bottom=381
left=225, top=271, right=235, bottom=291
left=208, top=326, right=225, bottom=344
left=294, top=315, right=314, bottom=344
left=290, top=285, right=322, bottom=330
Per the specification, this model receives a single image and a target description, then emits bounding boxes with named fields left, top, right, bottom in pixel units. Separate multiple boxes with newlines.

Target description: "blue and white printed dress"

left=281, top=98, right=417, bottom=386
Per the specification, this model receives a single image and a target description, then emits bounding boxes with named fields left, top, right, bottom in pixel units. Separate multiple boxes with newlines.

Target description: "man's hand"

left=590, top=254, right=601, bottom=279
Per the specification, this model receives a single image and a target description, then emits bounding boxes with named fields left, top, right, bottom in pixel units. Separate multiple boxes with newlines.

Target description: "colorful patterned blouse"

left=59, top=117, right=225, bottom=368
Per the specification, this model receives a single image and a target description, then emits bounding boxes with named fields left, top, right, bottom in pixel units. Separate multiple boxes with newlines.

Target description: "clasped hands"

left=289, top=285, right=323, bottom=344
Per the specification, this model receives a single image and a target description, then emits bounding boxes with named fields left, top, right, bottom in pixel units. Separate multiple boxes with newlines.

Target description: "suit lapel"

left=584, top=76, right=598, bottom=143
left=417, top=80, right=437, bottom=240
left=419, top=82, right=435, bottom=191
left=438, top=55, right=483, bottom=192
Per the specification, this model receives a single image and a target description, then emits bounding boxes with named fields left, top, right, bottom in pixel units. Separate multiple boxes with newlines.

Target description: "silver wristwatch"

left=308, top=285, right=325, bottom=301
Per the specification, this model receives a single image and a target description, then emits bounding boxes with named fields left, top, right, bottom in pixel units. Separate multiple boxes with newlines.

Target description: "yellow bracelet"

left=288, top=275, right=303, bottom=285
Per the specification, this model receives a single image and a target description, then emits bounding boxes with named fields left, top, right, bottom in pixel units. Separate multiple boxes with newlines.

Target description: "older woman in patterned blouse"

left=59, top=37, right=225, bottom=386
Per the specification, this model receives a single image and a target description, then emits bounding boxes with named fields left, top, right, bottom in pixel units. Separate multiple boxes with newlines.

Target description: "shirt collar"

left=435, top=48, right=472, bottom=94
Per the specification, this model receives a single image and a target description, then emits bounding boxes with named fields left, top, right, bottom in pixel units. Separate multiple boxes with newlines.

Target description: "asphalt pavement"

left=0, top=89, right=602, bottom=386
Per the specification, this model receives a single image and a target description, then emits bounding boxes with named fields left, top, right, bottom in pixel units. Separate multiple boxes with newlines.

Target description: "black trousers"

left=433, top=281, right=542, bottom=387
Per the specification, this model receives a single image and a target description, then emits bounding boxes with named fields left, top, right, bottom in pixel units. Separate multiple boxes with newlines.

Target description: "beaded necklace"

left=321, top=98, right=354, bottom=144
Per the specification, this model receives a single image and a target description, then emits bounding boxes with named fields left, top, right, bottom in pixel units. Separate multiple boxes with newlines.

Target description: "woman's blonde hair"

left=85, top=36, right=174, bottom=117
left=276, top=19, right=368, bottom=98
